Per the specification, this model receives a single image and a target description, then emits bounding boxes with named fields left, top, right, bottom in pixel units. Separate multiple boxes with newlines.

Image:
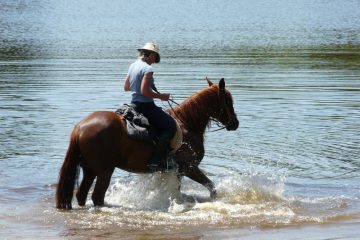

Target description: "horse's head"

left=207, top=78, right=239, bottom=131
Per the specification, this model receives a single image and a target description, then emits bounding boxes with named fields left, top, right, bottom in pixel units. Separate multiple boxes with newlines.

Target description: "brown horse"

left=56, top=78, right=239, bottom=210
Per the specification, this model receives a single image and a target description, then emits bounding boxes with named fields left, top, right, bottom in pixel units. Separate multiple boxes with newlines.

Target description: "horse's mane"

left=173, top=84, right=220, bottom=132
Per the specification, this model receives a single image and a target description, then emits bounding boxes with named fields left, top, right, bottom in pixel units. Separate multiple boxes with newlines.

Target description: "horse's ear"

left=206, top=76, right=213, bottom=86
left=219, top=78, right=225, bottom=91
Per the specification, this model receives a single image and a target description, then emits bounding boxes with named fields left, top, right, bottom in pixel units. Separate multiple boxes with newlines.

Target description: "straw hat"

left=138, top=42, right=160, bottom=63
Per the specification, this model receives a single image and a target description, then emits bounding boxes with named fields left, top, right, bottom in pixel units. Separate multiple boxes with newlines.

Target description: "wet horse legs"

left=185, top=165, right=217, bottom=199
left=91, top=169, right=114, bottom=206
left=76, top=167, right=96, bottom=206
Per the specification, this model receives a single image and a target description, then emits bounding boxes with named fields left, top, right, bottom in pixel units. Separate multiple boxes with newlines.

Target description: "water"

left=1, top=0, right=360, bottom=239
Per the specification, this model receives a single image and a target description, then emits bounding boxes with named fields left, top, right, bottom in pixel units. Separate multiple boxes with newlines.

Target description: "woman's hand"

left=159, top=93, right=170, bottom=101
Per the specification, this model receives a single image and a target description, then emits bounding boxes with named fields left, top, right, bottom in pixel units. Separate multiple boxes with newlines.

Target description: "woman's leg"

left=135, top=103, right=177, bottom=170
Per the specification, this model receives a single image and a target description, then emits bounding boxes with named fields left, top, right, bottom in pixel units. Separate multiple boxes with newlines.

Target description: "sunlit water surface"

left=1, top=0, right=360, bottom=239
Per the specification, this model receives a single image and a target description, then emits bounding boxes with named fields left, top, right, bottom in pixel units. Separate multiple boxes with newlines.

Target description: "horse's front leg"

left=185, top=165, right=217, bottom=199
left=176, top=174, right=183, bottom=192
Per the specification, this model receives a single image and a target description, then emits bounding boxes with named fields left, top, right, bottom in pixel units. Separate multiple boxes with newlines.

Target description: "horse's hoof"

left=76, top=197, right=83, bottom=206
left=92, top=197, right=104, bottom=207
left=210, top=190, right=217, bottom=199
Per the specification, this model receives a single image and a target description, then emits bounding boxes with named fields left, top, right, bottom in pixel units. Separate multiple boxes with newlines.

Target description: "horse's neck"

left=173, top=88, right=217, bottom=134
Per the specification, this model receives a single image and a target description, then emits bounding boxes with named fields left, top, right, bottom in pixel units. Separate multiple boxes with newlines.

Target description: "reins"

left=152, top=85, right=228, bottom=132
left=208, top=118, right=227, bottom=132
left=166, top=97, right=189, bottom=129
left=152, top=85, right=189, bottom=129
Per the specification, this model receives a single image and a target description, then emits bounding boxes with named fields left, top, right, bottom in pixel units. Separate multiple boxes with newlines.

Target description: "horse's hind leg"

left=91, top=169, right=114, bottom=206
left=76, top=167, right=96, bottom=206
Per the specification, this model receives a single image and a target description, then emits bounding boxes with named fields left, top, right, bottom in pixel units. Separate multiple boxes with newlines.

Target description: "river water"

left=1, top=0, right=360, bottom=239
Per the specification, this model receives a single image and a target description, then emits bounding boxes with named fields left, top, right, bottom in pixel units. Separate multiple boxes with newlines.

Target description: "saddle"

left=115, top=104, right=183, bottom=151
left=115, top=104, right=158, bottom=144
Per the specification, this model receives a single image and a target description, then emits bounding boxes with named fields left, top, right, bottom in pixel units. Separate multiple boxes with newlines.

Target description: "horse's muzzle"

left=226, top=118, right=239, bottom=131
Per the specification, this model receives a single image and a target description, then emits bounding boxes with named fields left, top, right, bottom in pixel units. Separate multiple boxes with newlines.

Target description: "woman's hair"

left=138, top=49, right=151, bottom=60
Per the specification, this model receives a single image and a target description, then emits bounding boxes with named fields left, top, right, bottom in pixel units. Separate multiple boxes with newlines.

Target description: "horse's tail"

left=56, top=127, right=80, bottom=210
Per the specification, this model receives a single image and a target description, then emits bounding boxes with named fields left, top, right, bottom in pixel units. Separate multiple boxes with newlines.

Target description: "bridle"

left=208, top=88, right=233, bottom=132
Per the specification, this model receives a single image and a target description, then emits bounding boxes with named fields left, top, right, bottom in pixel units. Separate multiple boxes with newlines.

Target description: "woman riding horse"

left=56, top=76, right=239, bottom=209
left=124, top=43, right=177, bottom=171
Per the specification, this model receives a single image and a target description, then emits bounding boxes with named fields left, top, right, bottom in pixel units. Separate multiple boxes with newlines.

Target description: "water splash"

left=106, top=172, right=182, bottom=211
left=216, top=171, right=286, bottom=204
left=60, top=169, right=358, bottom=230
left=93, top=170, right=294, bottom=225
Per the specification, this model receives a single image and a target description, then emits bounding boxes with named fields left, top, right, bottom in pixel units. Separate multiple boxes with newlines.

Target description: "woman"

left=123, top=43, right=177, bottom=170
